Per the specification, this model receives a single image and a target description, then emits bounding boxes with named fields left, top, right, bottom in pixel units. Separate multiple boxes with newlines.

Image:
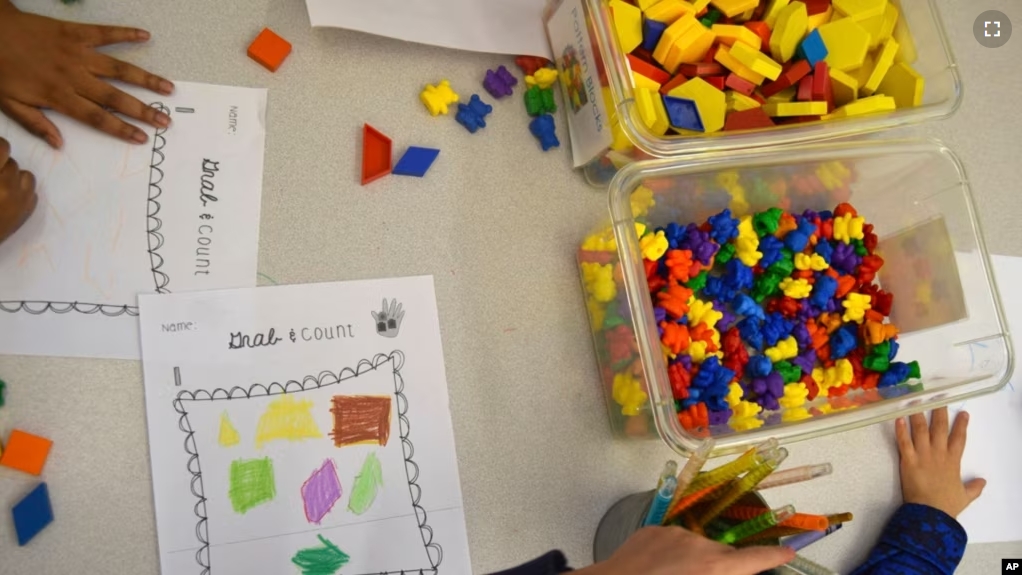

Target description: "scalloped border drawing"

left=0, top=102, right=170, bottom=316
left=172, top=351, right=442, bottom=575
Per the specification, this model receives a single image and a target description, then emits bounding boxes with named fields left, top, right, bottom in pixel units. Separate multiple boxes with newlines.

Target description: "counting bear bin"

left=579, top=139, right=1013, bottom=457
left=564, top=0, right=961, bottom=186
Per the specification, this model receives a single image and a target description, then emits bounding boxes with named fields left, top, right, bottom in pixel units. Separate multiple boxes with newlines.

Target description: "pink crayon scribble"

left=301, top=459, right=342, bottom=524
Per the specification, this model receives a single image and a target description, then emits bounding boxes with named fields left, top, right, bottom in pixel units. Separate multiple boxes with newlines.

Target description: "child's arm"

left=851, top=408, right=985, bottom=575
left=0, top=137, right=37, bottom=245
left=0, top=0, right=173, bottom=147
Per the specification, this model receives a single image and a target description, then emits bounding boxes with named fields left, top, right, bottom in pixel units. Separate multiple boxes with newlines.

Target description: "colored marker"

left=826, top=512, right=854, bottom=526
left=782, top=524, right=843, bottom=551
left=683, top=438, right=779, bottom=496
left=722, top=506, right=829, bottom=531
left=717, top=505, right=795, bottom=545
left=663, top=483, right=723, bottom=524
left=643, top=475, right=678, bottom=527
left=756, top=463, right=833, bottom=490
left=657, top=460, right=679, bottom=490
left=664, top=439, right=715, bottom=522
left=696, top=447, right=789, bottom=527
left=784, top=553, right=840, bottom=575
left=735, top=525, right=813, bottom=545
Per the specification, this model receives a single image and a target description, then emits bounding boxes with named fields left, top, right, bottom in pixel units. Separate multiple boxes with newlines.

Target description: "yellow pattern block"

left=770, top=2, right=808, bottom=63
left=636, top=87, right=671, bottom=135
left=668, top=77, right=727, bottom=133
left=710, top=0, right=758, bottom=18
left=818, top=18, right=872, bottom=71
left=727, top=91, right=762, bottom=112
left=763, top=0, right=791, bottom=28
left=654, top=12, right=699, bottom=64
left=766, top=85, right=797, bottom=104
left=877, top=62, right=924, bottom=108
left=645, top=0, right=696, bottom=24
left=824, top=95, right=896, bottom=119
left=730, top=41, right=783, bottom=81
left=860, top=1, right=898, bottom=50
left=762, top=101, right=828, bottom=117
left=636, top=0, right=663, bottom=10
left=219, top=412, right=241, bottom=447
left=806, top=6, right=834, bottom=32
left=715, top=44, right=766, bottom=85
left=609, top=0, right=644, bottom=53
left=830, top=68, right=859, bottom=107
left=861, top=37, right=900, bottom=96
left=255, top=395, right=323, bottom=448
left=666, top=23, right=717, bottom=70
left=893, top=10, right=917, bottom=64
left=833, top=0, right=886, bottom=21
left=633, top=71, right=662, bottom=92
left=712, top=24, right=762, bottom=49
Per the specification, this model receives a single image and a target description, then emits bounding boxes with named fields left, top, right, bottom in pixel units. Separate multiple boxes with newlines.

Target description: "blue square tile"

left=12, top=482, right=53, bottom=546
left=393, top=147, right=440, bottom=177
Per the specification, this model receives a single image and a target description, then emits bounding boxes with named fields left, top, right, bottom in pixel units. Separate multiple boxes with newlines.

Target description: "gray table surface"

left=1, top=0, right=1021, bottom=573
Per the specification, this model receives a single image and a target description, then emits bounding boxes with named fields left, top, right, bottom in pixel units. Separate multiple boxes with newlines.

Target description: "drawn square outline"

left=0, top=102, right=169, bottom=318
left=171, top=351, right=442, bottom=575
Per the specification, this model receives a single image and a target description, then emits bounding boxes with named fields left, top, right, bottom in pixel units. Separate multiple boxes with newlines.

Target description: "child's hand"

left=896, top=407, right=986, bottom=518
left=580, top=526, right=795, bottom=575
left=0, top=137, right=38, bottom=245
left=0, top=1, right=173, bottom=148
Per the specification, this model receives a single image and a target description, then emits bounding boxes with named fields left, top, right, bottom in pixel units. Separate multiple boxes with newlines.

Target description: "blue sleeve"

left=487, top=551, right=572, bottom=575
left=850, top=503, right=967, bottom=575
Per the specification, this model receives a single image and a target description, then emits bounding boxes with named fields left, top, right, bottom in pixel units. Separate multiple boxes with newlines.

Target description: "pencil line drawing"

left=0, top=102, right=171, bottom=317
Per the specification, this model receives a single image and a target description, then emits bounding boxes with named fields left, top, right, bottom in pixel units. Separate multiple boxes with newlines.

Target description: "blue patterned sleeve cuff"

left=851, top=503, right=967, bottom=575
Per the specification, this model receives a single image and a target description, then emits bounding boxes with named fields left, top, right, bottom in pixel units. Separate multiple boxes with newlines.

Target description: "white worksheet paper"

left=0, top=81, right=266, bottom=359
left=953, top=254, right=1022, bottom=544
left=306, top=0, right=553, bottom=58
left=140, top=276, right=471, bottom=575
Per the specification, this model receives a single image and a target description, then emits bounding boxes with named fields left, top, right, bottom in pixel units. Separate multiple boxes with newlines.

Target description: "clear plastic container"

left=579, top=139, right=1012, bottom=457
left=578, top=0, right=962, bottom=186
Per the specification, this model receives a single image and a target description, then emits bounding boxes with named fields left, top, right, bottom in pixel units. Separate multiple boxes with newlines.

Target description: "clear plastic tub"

left=579, top=140, right=1012, bottom=457
left=578, top=0, right=962, bottom=186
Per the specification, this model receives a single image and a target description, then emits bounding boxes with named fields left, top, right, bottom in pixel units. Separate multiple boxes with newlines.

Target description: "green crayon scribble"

left=348, top=452, right=383, bottom=515
left=291, top=534, right=350, bottom=575
left=229, top=457, right=276, bottom=514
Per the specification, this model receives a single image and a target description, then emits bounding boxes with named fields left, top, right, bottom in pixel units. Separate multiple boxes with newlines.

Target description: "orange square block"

left=0, top=430, right=52, bottom=476
left=247, top=28, right=292, bottom=72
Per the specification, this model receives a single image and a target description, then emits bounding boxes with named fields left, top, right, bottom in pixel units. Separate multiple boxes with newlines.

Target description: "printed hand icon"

left=372, top=298, right=405, bottom=338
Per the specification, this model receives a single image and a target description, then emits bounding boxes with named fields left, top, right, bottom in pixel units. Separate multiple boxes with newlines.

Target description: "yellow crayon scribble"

left=255, top=395, right=323, bottom=448
left=219, top=411, right=241, bottom=447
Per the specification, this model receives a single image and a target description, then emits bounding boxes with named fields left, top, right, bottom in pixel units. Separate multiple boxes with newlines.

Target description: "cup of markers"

left=593, top=439, right=849, bottom=575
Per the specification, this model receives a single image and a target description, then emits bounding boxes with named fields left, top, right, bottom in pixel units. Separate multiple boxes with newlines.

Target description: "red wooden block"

left=797, top=0, right=832, bottom=16
left=797, top=75, right=814, bottom=101
left=760, top=60, right=811, bottom=97
left=659, top=74, right=689, bottom=95
left=632, top=47, right=657, bottom=64
left=750, top=92, right=766, bottom=104
left=725, top=73, right=757, bottom=96
left=705, top=76, right=726, bottom=91
left=703, top=44, right=720, bottom=64
left=679, top=62, right=725, bottom=77
left=812, top=61, right=830, bottom=102
left=724, top=107, right=776, bottom=131
left=629, top=53, right=672, bottom=85
left=744, top=21, right=772, bottom=49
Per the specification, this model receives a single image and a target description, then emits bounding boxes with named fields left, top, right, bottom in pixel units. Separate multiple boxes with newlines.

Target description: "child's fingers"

left=76, top=23, right=151, bottom=47
left=908, top=412, right=930, bottom=454
left=929, top=407, right=950, bottom=451
left=0, top=136, right=9, bottom=165
left=964, top=478, right=986, bottom=506
left=77, top=77, right=170, bottom=130
left=724, top=544, right=796, bottom=574
left=895, top=418, right=916, bottom=461
left=87, top=54, right=174, bottom=96
left=948, top=411, right=970, bottom=458
left=56, top=94, right=148, bottom=144
left=0, top=98, right=63, bottom=149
